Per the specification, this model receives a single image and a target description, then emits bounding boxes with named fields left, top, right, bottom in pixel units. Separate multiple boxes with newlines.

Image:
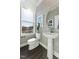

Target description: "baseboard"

left=20, top=43, right=27, bottom=48
left=39, top=42, right=47, bottom=49
left=40, top=42, right=59, bottom=58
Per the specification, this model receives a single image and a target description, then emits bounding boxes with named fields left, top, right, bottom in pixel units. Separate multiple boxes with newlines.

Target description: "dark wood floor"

left=20, top=45, right=58, bottom=59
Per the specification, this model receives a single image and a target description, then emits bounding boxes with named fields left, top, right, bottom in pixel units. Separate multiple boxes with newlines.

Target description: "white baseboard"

left=39, top=42, right=47, bottom=49
left=40, top=42, right=59, bottom=58
left=20, top=43, right=27, bottom=48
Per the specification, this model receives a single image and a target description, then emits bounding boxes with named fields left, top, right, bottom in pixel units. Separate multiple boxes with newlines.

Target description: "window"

left=21, top=8, right=34, bottom=33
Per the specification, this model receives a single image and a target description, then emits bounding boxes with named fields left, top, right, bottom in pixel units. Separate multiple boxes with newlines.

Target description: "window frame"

left=21, top=8, right=35, bottom=34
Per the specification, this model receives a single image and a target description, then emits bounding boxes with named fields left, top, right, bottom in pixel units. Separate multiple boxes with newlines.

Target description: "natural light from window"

left=21, top=8, right=33, bottom=27
left=21, top=8, right=34, bottom=33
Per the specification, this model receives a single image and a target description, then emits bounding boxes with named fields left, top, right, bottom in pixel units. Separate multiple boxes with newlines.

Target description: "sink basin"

left=43, top=33, right=58, bottom=39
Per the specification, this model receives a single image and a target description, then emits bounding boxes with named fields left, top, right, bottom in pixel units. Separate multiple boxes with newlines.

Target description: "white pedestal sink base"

left=47, top=38, right=53, bottom=59
left=43, top=33, right=58, bottom=59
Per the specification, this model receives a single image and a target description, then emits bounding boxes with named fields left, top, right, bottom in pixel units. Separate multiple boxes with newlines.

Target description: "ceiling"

left=21, top=0, right=59, bottom=13
left=21, top=0, right=43, bottom=11
left=36, top=0, right=59, bottom=12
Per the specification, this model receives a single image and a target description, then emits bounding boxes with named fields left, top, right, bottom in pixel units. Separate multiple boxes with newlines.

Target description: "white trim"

left=20, top=43, right=27, bottom=48
left=39, top=42, right=59, bottom=58
left=39, top=42, right=47, bottom=49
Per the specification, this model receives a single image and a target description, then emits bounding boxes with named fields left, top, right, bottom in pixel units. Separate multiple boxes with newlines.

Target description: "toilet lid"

left=28, top=38, right=36, bottom=42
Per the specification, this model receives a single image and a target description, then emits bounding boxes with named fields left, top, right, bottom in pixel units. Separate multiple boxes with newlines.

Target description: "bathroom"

left=1, top=0, right=78, bottom=59
left=20, top=0, right=59, bottom=59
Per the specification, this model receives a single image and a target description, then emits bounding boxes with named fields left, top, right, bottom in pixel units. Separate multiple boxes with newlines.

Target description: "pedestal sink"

left=43, top=33, right=58, bottom=59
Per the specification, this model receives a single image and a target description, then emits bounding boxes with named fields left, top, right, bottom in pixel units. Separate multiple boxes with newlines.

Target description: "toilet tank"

left=36, top=33, right=40, bottom=39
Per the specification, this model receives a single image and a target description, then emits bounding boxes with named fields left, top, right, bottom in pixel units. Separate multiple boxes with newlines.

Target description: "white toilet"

left=27, top=33, right=40, bottom=50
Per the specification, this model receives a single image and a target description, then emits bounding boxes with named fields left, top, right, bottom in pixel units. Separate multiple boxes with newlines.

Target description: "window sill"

left=21, top=33, right=35, bottom=37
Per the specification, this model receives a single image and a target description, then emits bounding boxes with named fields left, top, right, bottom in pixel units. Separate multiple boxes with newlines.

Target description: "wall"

left=20, top=33, right=35, bottom=47
left=35, top=0, right=59, bottom=57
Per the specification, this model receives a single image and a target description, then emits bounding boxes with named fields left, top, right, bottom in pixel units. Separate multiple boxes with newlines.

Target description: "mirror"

left=46, top=7, right=59, bottom=33
left=36, top=15, right=43, bottom=33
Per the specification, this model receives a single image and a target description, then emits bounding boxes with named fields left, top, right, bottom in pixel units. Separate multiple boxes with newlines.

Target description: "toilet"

left=27, top=33, right=40, bottom=50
